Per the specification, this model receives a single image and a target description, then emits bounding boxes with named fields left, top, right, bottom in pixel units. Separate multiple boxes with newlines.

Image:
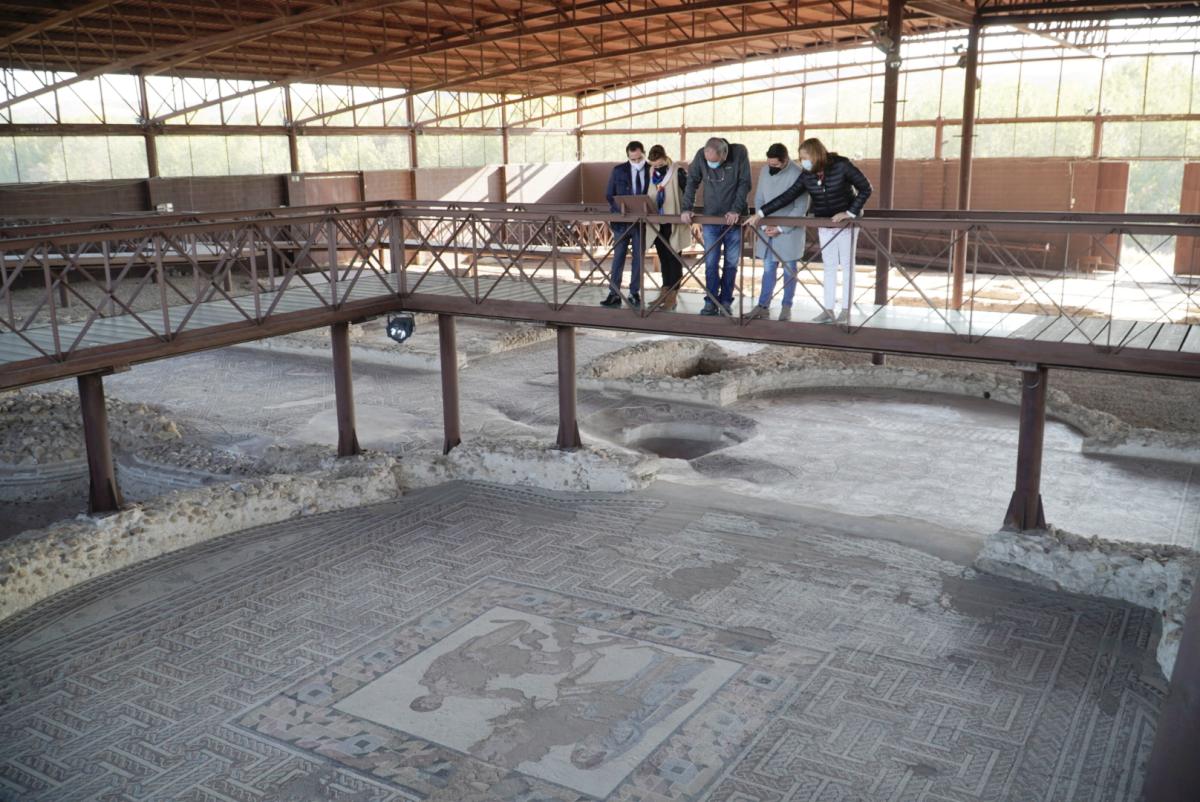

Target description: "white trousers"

left=818, top=226, right=859, bottom=311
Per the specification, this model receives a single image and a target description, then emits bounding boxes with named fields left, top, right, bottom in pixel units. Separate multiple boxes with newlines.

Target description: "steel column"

left=555, top=325, right=582, bottom=450
left=1004, top=365, right=1048, bottom=531
left=576, top=101, right=585, bottom=161
left=873, top=0, right=904, bottom=366
left=137, top=74, right=158, bottom=179
left=407, top=96, right=419, bottom=169
left=1143, top=574, right=1200, bottom=802
left=285, top=89, right=301, bottom=173
left=438, top=314, right=462, bottom=454
left=330, top=321, right=361, bottom=457
left=77, top=372, right=122, bottom=514
left=951, top=23, right=980, bottom=310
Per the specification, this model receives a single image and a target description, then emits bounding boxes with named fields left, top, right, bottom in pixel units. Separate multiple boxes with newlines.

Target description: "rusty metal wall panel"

left=149, top=175, right=287, bottom=212
left=0, top=179, right=149, bottom=219
left=1174, top=162, right=1200, bottom=275
left=1066, top=161, right=1128, bottom=269
left=580, top=163, right=614, bottom=204
left=363, top=169, right=415, bottom=201
left=413, top=166, right=504, bottom=201
left=288, top=172, right=363, bottom=206
left=504, top=164, right=581, bottom=204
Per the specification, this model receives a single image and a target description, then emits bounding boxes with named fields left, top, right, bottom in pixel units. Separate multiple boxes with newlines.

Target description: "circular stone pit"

left=583, top=402, right=757, bottom=461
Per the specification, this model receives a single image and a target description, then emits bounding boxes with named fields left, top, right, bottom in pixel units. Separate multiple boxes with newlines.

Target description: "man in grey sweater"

left=680, top=137, right=752, bottom=316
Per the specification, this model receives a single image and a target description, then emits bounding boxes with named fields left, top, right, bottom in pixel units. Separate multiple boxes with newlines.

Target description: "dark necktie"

left=634, top=168, right=642, bottom=195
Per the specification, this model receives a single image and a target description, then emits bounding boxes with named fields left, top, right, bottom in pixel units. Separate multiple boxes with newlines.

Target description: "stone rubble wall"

left=978, top=528, right=1199, bottom=680
left=0, top=444, right=659, bottom=624
left=581, top=338, right=730, bottom=383
left=0, top=389, right=182, bottom=467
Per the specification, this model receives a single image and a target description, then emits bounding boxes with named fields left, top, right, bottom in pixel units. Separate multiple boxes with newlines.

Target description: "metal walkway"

left=1, top=200, right=1198, bottom=389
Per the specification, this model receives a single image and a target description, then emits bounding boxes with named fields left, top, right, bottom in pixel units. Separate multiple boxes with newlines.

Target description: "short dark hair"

left=647, top=144, right=669, bottom=162
left=626, top=140, right=645, bottom=155
left=766, top=143, right=789, bottom=160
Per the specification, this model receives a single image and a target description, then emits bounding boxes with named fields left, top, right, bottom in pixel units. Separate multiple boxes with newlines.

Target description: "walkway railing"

left=1, top=201, right=1198, bottom=389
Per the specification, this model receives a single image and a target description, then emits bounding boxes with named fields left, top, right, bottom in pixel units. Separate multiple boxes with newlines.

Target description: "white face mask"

left=705, top=159, right=722, bottom=169
left=629, top=156, right=645, bottom=166
left=800, top=158, right=814, bottom=171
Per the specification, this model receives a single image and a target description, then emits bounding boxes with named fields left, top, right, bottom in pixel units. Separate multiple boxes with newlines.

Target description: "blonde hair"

left=799, top=137, right=829, bottom=172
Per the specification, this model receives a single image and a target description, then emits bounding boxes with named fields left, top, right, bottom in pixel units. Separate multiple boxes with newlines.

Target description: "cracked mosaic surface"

left=0, top=481, right=1164, bottom=800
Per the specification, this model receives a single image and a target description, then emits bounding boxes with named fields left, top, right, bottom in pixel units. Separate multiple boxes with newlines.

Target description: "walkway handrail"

left=0, top=201, right=1197, bottom=392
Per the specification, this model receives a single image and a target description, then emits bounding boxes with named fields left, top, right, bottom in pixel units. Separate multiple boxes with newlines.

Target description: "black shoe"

left=720, top=303, right=733, bottom=317
left=629, top=293, right=641, bottom=308
left=600, top=292, right=621, bottom=308
left=699, top=303, right=719, bottom=316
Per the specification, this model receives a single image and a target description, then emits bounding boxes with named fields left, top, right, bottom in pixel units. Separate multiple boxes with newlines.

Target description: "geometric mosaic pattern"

left=0, top=481, right=1164, bottom=801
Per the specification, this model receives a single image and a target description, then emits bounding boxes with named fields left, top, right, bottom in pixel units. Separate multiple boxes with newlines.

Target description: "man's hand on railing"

left=680, top=211, right=693, bottom=224
left=724, top=211, right=739, bottom=225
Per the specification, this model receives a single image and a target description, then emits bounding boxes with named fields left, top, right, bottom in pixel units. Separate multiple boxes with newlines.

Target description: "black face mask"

left=768, top=165, right=783, bottom=175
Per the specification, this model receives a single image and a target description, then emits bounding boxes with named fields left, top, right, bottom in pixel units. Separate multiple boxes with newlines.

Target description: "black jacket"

left=759, top=154, right=872, bottom=219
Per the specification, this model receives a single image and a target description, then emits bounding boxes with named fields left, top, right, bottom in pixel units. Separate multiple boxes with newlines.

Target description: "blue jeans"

left=701, top=224, right=740, bottom=307
left=609, top=222, right=643, bottom=295
left=757, top=248, right=797, bottom=308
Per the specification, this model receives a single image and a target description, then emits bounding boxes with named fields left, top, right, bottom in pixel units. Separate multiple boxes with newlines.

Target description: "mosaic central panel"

left=335, top=605, right=738, bottom=797
left=239, top=578, right=770, bottom=801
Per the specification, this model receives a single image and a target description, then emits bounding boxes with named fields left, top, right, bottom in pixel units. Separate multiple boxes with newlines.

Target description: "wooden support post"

left=951, top=23, right=980, bottom=310
left=330, top=321, right=361, bottom=457
left=556, top=325, right=582, bottom=450
left=1143, top=575, right=1200, bottom=802
left=873, top=0, right=904, bottom=366
left=77, top=372, right=122, bottom=514
left=1004, top=365, right=1048, bottom=531
left=438, top=314, right=462, bottom=454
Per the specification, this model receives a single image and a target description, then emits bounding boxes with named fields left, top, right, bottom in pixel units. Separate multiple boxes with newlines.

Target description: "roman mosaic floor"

left=0, top=481, right=1163, bottom=801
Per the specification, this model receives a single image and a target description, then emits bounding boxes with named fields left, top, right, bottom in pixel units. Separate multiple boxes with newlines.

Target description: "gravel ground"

left=0, top=389, right=182, bottom=465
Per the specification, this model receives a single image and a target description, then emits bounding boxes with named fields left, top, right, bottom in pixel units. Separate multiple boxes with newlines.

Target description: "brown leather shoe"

left=653, top=288, right=679, bottom=311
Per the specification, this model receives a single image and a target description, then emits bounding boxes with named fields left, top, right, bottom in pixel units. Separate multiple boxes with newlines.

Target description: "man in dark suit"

left=602, top=140, right=651, bottom=307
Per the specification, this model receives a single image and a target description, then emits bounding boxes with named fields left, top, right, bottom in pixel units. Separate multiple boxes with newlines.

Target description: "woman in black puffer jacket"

left=755, top=137, right=872, bottom=324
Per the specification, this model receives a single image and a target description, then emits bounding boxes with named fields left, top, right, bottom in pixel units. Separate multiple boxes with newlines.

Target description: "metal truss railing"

left=1, top=203, right=1198, bottom=387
